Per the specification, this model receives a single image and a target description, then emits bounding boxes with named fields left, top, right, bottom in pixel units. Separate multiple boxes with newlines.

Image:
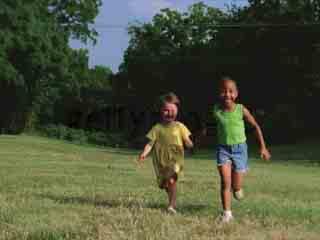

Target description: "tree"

left=230, top=0, right=320, bottom=23
left=226, top=0, right=320, bottom=103
left=121, top=3, right=227, bottom=103
left=76, top=65, right=113, bottom=129
left=48, top=0, right=102, bottom=43
left=0, top=0, right=102, bottom=132
left=119, top=1, right=320, bottom=142
left=221, top=0, right=320, bottom=140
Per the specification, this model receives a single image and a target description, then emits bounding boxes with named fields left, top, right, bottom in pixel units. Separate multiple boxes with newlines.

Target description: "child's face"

left=219, top=80, right=238, bottom=107
left=160, top=102, right=178, bottom=123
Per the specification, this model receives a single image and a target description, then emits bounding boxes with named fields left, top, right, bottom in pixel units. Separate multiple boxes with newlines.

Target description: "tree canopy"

left=118, top=1, right=320, bottom=141
left=0, top=0, right=103, bottom=132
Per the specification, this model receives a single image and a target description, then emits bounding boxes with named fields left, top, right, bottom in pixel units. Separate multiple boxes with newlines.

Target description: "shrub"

left=66, top=128, right=88, bottom=144
left=40, top=124, right=129, bottom=147
left=42, top=124, right=69, bottom=140
left=87, top=131, right=109, bottom=146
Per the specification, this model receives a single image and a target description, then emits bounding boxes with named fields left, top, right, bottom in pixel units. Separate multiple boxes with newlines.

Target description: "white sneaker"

left=233, top=189, right=244, bottom=201
left=220, top=212, right=234, bottom=223
left=167, top=206, right=177, bottom=214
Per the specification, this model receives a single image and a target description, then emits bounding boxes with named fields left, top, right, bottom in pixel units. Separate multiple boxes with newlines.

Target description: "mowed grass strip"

left=0, top=134, right=319, bottom=240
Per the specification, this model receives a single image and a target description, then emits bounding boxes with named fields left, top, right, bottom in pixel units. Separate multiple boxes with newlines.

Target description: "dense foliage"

left=118, top=1, right=320, bottom=142
left=1, top=0, right=320, bottom=143
left=0, top=0, right=113, bottom=133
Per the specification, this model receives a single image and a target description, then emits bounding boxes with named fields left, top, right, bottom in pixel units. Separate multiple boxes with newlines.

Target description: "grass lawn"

left=0, top=134, right=319, bottom=240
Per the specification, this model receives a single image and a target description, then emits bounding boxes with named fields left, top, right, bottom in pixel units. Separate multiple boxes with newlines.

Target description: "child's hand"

left=135, top=154, right=145, bottom=169
left=260, top=147, right=271, bottom=161
left=137, top=143, right=152, bottom=165
left=138, top=153, right=146, bottom=163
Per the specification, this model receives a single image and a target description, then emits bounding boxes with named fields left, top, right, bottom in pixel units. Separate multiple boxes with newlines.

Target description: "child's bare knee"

left=221, top=180, right=232, bottom=191
left=169, top=177, right=176, bottom=185
left=168, top=178, right=173, bottom=184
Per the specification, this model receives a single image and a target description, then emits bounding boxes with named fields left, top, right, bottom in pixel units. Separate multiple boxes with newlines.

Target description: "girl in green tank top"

left=213, top=77, right=271, bottom=223
left=214, top=103, right=246, bottom=145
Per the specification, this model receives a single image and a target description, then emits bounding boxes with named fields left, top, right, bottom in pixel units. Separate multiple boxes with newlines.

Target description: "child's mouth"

left=164, top=115, right=175, bottom=122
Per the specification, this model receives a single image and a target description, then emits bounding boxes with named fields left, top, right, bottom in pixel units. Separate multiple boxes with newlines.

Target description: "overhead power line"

left=92, top=23, right=320, bottom=31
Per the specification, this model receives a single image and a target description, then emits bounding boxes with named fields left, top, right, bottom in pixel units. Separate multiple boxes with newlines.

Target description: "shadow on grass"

left=38, top=193, right=209, bottom=215
left=146, top=202, right=209, bottom=215
left=38, top=193, right=122, bottom=208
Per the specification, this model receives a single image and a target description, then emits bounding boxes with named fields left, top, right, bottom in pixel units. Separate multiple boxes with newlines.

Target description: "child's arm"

left=179, top=123, right=194, bottom=148
left=139, top=124, right=158, bottom=162
left=138, top=142, right=154, bottom=162
left=183, top=135, right=194, bottom=149
left=243, top=106, right=271, bottom=161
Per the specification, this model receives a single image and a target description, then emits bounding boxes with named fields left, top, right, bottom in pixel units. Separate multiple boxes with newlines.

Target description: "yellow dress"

left=146, top=121, right=191, bottom=188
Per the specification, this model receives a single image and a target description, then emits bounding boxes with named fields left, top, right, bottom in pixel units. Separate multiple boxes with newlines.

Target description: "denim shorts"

left=216, top=143, right=248, bottom=172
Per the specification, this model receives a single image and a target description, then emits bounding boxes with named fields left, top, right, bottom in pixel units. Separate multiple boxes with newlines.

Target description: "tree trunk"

left=78, top=108, right=91, bottom=129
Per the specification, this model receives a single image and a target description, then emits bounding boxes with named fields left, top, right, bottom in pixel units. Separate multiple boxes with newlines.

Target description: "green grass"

left=0, top=134, right=319, bottom=240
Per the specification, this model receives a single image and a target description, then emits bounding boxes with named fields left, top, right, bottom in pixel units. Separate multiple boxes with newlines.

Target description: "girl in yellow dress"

left=138, top=93, right=193, bottom=213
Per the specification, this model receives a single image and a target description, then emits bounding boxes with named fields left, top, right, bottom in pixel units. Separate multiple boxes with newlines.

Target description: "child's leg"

left=167, top=177, right=177, bottom=208
left=165, top=173, right=178, bottom=209
left=232, top=171, right=244, bottom=191
left=231, top=143, right=248, bottom=198
left=218, top=163, right=232, bottom=211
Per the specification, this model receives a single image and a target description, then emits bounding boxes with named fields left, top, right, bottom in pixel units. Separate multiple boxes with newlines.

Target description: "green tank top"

left=213, top=104, right=246, bottom=145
